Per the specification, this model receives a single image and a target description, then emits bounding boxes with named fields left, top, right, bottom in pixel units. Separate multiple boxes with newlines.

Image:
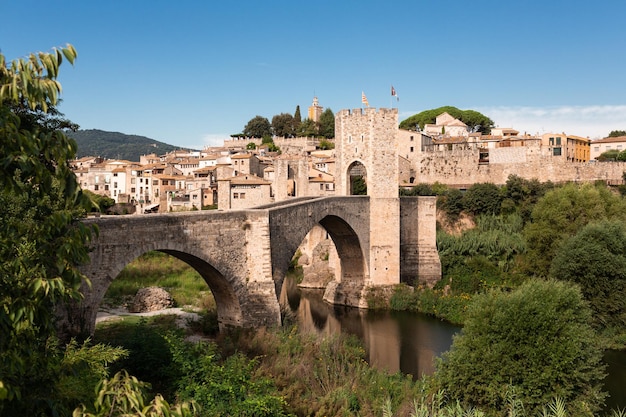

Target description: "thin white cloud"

left=202, top=133, right=230, bottom=148
left=476, top=105, right=626, bottom=139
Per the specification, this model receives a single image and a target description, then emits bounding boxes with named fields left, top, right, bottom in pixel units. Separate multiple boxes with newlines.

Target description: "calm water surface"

left=280, top=277, right=626, bottom=411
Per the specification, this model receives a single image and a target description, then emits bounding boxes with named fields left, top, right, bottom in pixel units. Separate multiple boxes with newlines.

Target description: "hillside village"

left=71, top=100, right=626, bottom=215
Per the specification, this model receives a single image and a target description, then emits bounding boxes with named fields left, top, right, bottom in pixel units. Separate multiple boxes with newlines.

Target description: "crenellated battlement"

left=336, top=107, right=398, bottom=117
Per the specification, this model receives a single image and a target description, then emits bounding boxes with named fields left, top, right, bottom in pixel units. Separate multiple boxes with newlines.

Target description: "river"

left=280, top=277, right=626, bottom=411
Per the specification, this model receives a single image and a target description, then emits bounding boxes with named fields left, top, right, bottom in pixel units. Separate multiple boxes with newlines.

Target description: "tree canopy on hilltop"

left=399, top=106, right=494, bottom=134
left=609, top=130, right=626, bottom=137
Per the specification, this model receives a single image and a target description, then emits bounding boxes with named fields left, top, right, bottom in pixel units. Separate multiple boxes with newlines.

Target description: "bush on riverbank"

left=436, top=279, right=607, bottom=417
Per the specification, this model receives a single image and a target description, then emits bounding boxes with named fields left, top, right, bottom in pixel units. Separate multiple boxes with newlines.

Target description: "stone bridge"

left=57, top=196, right=440, bottom=339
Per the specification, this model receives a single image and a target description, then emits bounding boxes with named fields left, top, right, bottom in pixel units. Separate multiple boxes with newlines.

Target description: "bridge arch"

left=56, top=212, right=281, bottom=340
left=267, top=197, right=371, bottom=306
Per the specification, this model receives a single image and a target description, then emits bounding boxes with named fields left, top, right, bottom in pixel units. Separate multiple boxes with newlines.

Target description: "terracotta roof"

left=193, top=166, right=217, bottom=173
left=231, top=153, right=253, bottom=159
left=229, top=174, right=271, bottom=185
left=591, top=136, right=626, bottom=144
left=308, top=168, right=334, bottom=182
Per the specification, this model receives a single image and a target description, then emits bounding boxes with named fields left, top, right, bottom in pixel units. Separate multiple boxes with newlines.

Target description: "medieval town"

left=71, top=97, right=626, bottom=215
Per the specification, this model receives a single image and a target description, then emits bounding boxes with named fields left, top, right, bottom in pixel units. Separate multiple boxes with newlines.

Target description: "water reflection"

left=280, top=276, right=458, bottom=378
left=280, top=276, right=626, bottom=410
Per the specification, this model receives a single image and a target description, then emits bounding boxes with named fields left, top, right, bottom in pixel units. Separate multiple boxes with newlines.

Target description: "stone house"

left=307, top=168, right=335, bottom=196
left=423, top=112, right=469, bottom=137
left=231, top=152, right=262, bottom=176
left=219, top=173, right=273, bottom=210
left=541, top=133, right=590, bottom=162
left=590, top=136, right=626, bottom=160
left=397, top=129, right=434, bottom=160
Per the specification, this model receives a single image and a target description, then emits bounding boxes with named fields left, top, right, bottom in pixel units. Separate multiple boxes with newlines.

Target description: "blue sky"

left=2, top=0, right=625, bottom=149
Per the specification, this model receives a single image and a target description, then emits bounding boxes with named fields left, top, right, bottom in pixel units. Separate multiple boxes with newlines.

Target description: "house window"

left=549, top=137, right=554, bottom=145
left=556, top=137, right=561, bottom=145
left=240, top=193, right=246, bottom=199
left=410, top=146, right=414, bottom=152
left=113, top=173, right=118, bottom=177
left=104, top=185, right=109, bottom=191
left=233, top=193, right=239, bottom=199
left=114, top=182, right=118, bottom=188
left=410, top=136, right=414, bottom=141
left=553, top=147, right=562, bottom=156
left=94, top=185, right=99, bottom=191
left=153, top=180, right=158, bottom=185
left=131, top=178, right=136, bottom=184
left=320, top=184, right=324, bottom=190
left=131, top=187, right=136, bottom=193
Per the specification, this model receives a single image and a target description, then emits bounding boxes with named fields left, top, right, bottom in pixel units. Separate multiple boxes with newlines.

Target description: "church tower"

left=307, top=96, right=323, bottom=123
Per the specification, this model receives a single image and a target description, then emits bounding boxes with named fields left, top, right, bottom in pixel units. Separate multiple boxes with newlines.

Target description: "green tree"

left=523, top=182, right=626, bottom=277
left=597, top=149, right=620, bottom=161
left=438, top=188, right=464, bottom=222
left=609, top=130, right=626, bottom=137
left=271, top=112, right=295, bottom=137
left=83, top=190, right=115, bottom=213
left=318, top=138, right=334, bottom=150
left=319, top=108, right=335, bottom=138
left=550, top=220, right=626, bottom=328
left=462, top=183, right=502, bottom=216
left=399, top=106, right=494, bottom=134
left=0, top=44, right=101, bottom=414
left=436, top=279, right=606, bottom=416
left=351, top=176, right=367, bottom=195
left=298, top=118, right=318, bottom=136
left=501, top=174, right=551, bottom=221
left=293, top=105, right=302, bottom=129
left=243, top=115, right=271, bottom=138
left=246, top=141, right=257, bottom=150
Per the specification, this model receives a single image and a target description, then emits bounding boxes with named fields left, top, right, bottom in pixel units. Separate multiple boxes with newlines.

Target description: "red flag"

left=391, top=85, right=399, bottom=101
left=361, top=91, right=369, bottom=107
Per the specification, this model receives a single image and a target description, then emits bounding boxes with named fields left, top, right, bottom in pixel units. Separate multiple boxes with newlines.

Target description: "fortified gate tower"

left=335, top=107, right=402, bottom=287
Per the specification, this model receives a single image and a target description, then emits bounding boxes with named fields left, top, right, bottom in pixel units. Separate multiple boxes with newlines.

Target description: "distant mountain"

left=68, top=129, right=193, bottom=162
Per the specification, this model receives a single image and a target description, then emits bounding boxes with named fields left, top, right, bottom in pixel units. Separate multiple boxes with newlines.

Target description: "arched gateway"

left=56, top=108, right=441, bottom=340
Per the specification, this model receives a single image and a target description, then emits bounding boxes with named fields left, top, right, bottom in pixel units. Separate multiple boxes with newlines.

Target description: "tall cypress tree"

left=293, top=105, right=302, bottom=136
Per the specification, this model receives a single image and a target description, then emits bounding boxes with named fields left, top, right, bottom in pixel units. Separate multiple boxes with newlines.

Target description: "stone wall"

left=416, top=145, right=626, bottom=186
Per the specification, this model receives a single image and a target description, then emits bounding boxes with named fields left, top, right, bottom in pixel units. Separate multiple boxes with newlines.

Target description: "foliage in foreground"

left=73, top=370, right=197, bottom=417
left=95, top=319, right=290, bottom=417
left=0, top=44, right=103, bottom=415
left=230, top=326, right=421, bottom=416
left=436, top=279, right=606, bottom=417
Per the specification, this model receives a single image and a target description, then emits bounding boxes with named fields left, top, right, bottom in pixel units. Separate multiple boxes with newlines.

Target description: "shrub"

left=550, top=220, right=626, bottom=328
left=436, top=279, right=606, bottom=416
